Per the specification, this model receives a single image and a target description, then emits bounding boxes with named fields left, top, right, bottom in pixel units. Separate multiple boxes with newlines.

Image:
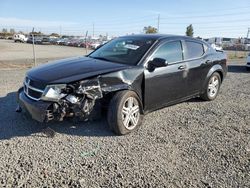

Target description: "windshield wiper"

left=89, top=56, right=110, bottom=62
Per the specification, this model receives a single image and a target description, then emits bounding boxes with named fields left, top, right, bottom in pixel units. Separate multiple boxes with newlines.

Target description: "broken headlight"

left=41, top=84, right=67, bottom=102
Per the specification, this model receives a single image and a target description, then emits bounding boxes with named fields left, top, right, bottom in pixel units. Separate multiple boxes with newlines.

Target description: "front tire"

left=246, top=67, right=250, bottom=71
left=107, top=90, right=143, bottom=135
left=201, top=72, right=221, bottom=101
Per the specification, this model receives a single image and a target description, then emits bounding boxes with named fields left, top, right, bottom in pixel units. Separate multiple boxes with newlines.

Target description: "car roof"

left=119, top=34, right=197, bottom=41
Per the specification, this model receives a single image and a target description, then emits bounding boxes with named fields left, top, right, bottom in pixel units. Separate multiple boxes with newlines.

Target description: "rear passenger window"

left=152, top=41, right=183, bottom=63
left=185, top=41, right=204, bottom=59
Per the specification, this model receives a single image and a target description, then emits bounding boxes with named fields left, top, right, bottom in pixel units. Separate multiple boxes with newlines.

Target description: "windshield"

left=89, top=37, right=156, bottom=65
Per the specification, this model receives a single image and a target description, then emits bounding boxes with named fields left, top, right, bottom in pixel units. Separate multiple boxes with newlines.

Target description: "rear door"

left=183, top=40, right=211, bottom=95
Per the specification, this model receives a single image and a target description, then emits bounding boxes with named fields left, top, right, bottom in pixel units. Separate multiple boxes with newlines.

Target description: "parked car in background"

left=90, top=41, right=101, bottom=49
left=78, top=41, right=91, bottom=48
left=26, top=37, right=33, bottom=44
left=49, top=38, right=60, bottom=45
left=17, top=34, right=227, bottom=135
left=101, top=40, right=109, bottom=45
left=57, top=38, right=69, bottom=45
left=6, top=36, right=13, bottom=40
left=41, top=37, right=51, bottom=44
left=211, top=43, right=223, bottom=51
left=246, top=53, right=250, bottom=71
left=73, top=39, right=85, bottom=47
left=64, top=38, right=75, bottom=46
left=67, top=39, right=79, bottom=46
left=14, top=34, right=28, bottom=43
left=55, top=38, right=64, bottom=45
left=27, top=37, right=43, bottom=44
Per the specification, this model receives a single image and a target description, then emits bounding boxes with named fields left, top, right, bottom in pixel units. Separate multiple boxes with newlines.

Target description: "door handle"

left=178, top=65, right=186, bottom=70
left=205, top=60, right=212, bottom=64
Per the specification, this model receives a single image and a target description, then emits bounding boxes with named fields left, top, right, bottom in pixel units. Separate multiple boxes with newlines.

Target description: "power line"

left=93, top=17, right=156, bottom=26
left=159, top=24, right=249, bottom=30
left=161, top=18, right=250, bottom=25
left=160, top=11, right=250, bottom=20
left=170, top=5, right=250, bottom=15
left=90, top=15, right=156, bottom=25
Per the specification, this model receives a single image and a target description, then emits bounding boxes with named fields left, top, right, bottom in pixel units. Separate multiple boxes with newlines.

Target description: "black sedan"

left=17, top=34, right=227, bottom=135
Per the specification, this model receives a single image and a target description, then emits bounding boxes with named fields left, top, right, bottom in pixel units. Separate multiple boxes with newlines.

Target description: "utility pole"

left=85, top=30, right=88, bottom=55
left=59, top=25, right=62, bottom=37
left=245, top=28, right=250, bottom=52
left=157, top=14, right=160, bottom=33
left=247, top=28, right=250, bottom=39
left=31, top=27, right=36, bottom=67
left=92, top=23, right=95, bottom=37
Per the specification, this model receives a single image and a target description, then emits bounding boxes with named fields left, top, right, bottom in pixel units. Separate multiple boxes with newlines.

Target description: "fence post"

left=32, top=27, right=36, bottom=67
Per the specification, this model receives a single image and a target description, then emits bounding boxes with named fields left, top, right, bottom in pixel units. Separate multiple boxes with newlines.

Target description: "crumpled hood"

left=27, top=56, right=130, bottom=83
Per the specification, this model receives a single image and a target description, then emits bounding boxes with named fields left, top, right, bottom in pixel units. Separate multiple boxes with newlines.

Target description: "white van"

left=14, top=34, right=28, bottom=43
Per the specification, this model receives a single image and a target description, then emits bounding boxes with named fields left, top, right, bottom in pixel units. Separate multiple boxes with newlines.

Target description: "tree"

left=29, top=31, right=43, bottom=36
left=186, top=24, right=194, bottom=37
left=143, top=26, right=158, bottom=34
left=50, top=33, right=60, bottom=37
left=62, top=35, right=69, bottom=38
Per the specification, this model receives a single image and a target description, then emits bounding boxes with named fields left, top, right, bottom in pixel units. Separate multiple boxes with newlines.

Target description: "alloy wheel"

left=121, top=97, right=140, bottom=130
left=208, top=75, right=219, bottom=98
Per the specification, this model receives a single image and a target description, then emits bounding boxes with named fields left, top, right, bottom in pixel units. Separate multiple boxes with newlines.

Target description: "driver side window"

left=151, top=41, right=183, bottom=63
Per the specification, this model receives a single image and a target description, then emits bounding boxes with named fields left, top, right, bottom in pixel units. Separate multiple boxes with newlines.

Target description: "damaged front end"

left=18, top=78, right=103, bottom=123
left=45, top=79, right=103, bottom=122
left=17, top=66, right=145, bottom=123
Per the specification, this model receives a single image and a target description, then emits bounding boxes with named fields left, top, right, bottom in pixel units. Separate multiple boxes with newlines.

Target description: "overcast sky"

left=0, top=0, right=250, bottom=38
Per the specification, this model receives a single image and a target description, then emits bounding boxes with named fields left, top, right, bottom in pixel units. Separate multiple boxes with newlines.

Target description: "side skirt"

left=143, top=93, right=200, bottom=115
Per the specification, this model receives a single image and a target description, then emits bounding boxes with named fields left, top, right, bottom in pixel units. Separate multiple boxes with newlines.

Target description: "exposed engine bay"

left=44, top=79, right=103, bottom=122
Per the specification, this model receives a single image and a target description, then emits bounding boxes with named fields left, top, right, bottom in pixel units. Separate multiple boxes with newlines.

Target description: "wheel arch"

left=202, top=65, right=224, bottom=92
left=99, top=67, right=145, bottom=112
left=216, top=70, right=224, bottom=82
left=102, top=87, right=144, bottom=114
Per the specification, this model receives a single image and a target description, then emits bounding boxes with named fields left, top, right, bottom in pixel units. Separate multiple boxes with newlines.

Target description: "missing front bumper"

left=17, top=87, right=102, bottom=123
left=17, top=88, right=52, bottom=122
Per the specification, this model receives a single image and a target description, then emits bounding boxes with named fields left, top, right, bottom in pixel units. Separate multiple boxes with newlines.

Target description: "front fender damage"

left=100, top=68, right=144, bottom=100
left=45, top=68, right=144, bottom=122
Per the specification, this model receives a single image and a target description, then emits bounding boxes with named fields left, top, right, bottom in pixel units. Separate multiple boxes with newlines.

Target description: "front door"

left=144, top=40, right=189, bottom=111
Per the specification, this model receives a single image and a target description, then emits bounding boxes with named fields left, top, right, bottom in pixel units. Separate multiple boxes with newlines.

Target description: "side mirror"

left=147, top=58, right=168, bottom=70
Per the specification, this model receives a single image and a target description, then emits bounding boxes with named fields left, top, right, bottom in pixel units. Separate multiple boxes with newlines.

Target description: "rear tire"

left=200, top=72, right=221, bottom=101
left=107, top=90, right=143, bottom=135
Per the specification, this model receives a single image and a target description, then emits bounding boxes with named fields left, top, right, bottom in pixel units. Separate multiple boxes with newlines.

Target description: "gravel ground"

left=0, top=42, right=249, bottom=187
